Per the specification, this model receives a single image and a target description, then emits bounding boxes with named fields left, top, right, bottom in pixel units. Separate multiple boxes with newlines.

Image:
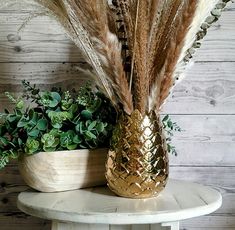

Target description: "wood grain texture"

left=0, top=62, right=235, bottom=114
left=1, top=165, right=235, bottom=214
left=17, top=180, right=222, bottom=225
left=0, top=6, right=233, bottom=63
left=0, top=214, right=50, bottom=230
left=18, top=149, right=108, bottom=192
left=163, top=62, right=235, bottom=114
left=0, top=1, right=234, bottom=230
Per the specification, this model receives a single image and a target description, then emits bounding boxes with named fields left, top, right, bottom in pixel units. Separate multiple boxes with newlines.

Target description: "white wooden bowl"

left=18, top=148, right=108, bottom=192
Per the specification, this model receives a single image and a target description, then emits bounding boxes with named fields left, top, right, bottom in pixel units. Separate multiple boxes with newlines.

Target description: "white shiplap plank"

left=0, top=5, right=234, bottom=62
left=169, top=142, right=235, bottom=166
left=180, top=215, right=235, bottom=229
left=163, top=62, right=235, bottom=114
left=0, top=214, right=50, bottom=230
left=0, top=2, right=234, bottom=230
left=170, top=167, right=235, bottom=189
left=0, top=62, right=235, bottom=114
left=169, top=115, right=235, bottom=143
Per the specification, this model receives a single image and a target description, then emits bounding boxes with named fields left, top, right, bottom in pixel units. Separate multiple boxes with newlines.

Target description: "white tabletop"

left=17, top=179, right=222, bottom=225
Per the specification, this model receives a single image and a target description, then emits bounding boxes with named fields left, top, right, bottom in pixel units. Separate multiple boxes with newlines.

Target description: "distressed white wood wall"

left=0, top=2, right=234, bottom=230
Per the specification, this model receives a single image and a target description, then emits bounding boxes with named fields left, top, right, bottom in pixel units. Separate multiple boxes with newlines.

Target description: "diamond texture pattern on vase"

left=105, top=109, right=169, bottom=198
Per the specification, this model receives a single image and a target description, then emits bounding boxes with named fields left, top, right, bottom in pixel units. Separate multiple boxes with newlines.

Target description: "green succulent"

left=0, top=81, right=117, bottom=169
left=0, top=81, right=181, bottom=170
left=41, top=132, right=60, bottom=152
left=39, top=92, right=61, bottom=108
left=60, top=130, right=77, bottom=150
left=25, top=138, right=40, bottom=154
left=48, top=111, right=72, bottom=129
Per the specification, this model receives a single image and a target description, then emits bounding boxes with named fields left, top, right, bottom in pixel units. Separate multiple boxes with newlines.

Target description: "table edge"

left=17, top=185, right=222, bottom=225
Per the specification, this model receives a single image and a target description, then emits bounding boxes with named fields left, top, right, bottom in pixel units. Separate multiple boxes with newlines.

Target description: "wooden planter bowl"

left=18, top=148, right=108, bottom=192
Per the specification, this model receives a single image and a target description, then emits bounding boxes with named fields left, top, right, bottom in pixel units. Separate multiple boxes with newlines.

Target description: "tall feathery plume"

left=0, top=0, right=231, bottom=115
left=147, top=0, right=184, bottom=111
left=148, top=0, right=232, bottom=111
left=158, top=0, right=198, bottom=107
left=157, top=0, right=232, bottom=109
left=15, top=0, right=133, bottom=114
left=62, top=0, right=133, bottom=114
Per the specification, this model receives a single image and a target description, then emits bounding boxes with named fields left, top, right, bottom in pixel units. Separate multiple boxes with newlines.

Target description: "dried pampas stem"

left=159, top=0, right=198, bottom=107
left=129, top=0, right=139, bottom=92
left=1, top=0, right=231, bottom=115
left=158, top=0, right=232, bottom=109
left=16, top=0, right=133, bottom=114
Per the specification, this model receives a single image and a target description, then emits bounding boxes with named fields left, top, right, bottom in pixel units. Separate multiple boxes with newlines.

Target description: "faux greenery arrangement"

left=0, top=80, right=181, bottom=170
left=0, top=81, right=116, bottom=169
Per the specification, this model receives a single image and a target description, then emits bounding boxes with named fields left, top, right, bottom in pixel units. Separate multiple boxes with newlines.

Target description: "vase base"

left=107, top=185, right=167, bottom=199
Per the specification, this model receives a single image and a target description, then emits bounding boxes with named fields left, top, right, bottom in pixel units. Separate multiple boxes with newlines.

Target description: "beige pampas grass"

left=15, top=0, right=133, bottom=114
left=1, top=0, right=231, bottom=114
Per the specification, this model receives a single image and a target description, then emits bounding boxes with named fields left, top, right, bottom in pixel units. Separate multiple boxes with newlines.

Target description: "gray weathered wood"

left=0, top=6, right=234, bottom=63
left=0, top=2, right=234, bottom=230
left=163, top=62, right=235, bottom=114
left=0, top=62, right=235, bottom=114
left=0, top=213, right=50, bottom=230
left=1, top=165, right=235, bottom=214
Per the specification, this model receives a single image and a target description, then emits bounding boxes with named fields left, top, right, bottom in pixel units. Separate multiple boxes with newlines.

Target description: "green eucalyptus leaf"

left=28, top=129, right=40, bottom=137
left=48, top=99, right=58, bottom=108
left=51, top=92, right=61, bottom=102
left=43, top=146, right=56, bottom=152
left=87, top=98, right=102, bottom=113
left=75, top=123, right=80, bottom=133
left=10, top=150, right=19, bottom=159
left=81, top=110, right=92, bottom=119
left=163, top=115, right=169, bottom=122
left=17, top=117, right=28, bottom=128
left=167, top=120, right=173, bottom=129
left=0, top=137, right=8, bottom=146
left=69, top=104, right=78, bottom=113
left=73, top=135, right=82, bottom=144
left=29, top=109, right=36, bottom=120
left=18, top=138, right=23, bottom=146
left=79, top=144, right=87, bottom=149
left=37, top=119, right=48, bottom=131
left=67, top=144, right=77, bottom=150
left=16, top=100, right=24, bottom=109
left=6, top=114, right=17, bottom=123
left=96, top=122, right=104, bottom=132
left=85, top=120, right=91, bottom=127
left=85, top=130, right=96, bottom=140
left=88, top=121, right=97, bottom=131
left=52, top=122, right=62, bottom=129
left=79, top=122, right=86, bottom=134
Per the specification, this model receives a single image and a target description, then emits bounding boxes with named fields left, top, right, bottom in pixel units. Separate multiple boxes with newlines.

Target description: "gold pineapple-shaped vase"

left=105, top=109, right=169, bottom=198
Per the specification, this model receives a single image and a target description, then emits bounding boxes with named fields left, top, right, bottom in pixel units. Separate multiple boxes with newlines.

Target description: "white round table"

left=17, top=179, right=222, bottom=230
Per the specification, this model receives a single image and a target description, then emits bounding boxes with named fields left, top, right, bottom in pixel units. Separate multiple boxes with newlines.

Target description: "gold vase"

left=105, top=109, right=169, bottom=198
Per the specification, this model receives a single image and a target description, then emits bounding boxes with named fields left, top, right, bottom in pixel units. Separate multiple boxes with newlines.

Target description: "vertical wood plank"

left=150, top=224, right=166, bottom=230
left=132, top=224, right=150, bottom=230
left=52, top=221, right=110, bottom=230
left=111, top=225, right=131, bottom=230
left=162, top=222, right=179, bottom=230
left=90, top=224, right=109, bottom=230
left=0, top=2, right=235, bottom=230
